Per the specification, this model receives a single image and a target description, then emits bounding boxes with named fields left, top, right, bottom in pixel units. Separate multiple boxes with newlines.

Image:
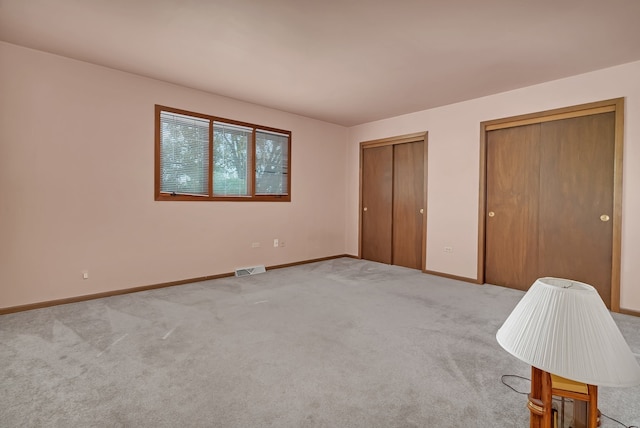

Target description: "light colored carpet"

left=1, top=258, right=639, bottom=427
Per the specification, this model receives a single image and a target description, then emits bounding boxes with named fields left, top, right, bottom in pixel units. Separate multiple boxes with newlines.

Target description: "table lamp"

left=496, top=277, right=640, bottom=428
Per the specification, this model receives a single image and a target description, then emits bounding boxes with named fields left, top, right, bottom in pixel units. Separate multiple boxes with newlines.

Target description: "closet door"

left=361, top=145, right=393, bottom=264
left=485, top=112, right=616, bottom=305
left=485, top=124, right=541, bottom=290
left=538, top=113, right=615, bottom=307
left=393, top=141, right=424, bottom=269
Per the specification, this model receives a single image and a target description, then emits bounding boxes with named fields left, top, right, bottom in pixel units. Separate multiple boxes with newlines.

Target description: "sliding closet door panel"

left=361, top=145, right=393, bottom=264
left=392, top=141, right=424, bottom=270
left=485, top=125, right=540, bottom=290
left=538, top=113, right=615, bottom=306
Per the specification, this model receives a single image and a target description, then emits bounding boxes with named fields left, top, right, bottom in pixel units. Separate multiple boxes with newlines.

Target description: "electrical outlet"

left=82, top=270, right=89, bottom=279
left=273, top=238, right=279, bottom=247
left=444, top=246, right=453, bottom=253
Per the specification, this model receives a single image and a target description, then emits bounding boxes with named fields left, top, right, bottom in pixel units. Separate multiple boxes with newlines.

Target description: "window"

left=155, top=105, right=291, bottom=202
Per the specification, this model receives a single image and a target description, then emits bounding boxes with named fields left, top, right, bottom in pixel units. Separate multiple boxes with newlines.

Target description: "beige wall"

left=3, top=40, right=640, bottom=313
left=347, top=60, right=640, bottom=312
left=0, top=42, right=349, bottom=308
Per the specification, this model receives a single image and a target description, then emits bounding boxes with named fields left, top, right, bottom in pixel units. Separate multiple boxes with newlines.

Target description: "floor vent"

left=235, top=265, right=266, bottom=277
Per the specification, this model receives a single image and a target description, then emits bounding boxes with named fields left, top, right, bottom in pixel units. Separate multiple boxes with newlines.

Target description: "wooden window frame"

left=155, top=105, right=291, bottom=202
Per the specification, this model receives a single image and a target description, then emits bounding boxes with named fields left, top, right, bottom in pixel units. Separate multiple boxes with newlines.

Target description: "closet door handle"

left=363, top=207, right=368, bottom=212
left=600, top=214, right=610, bottom=222
left=488, top=211, right=495, bottom=217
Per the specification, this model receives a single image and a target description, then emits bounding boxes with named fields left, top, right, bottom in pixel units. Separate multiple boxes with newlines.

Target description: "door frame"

left=477, top=98, right=624, bottom=311
left=359, top=132, right=428, bottom=271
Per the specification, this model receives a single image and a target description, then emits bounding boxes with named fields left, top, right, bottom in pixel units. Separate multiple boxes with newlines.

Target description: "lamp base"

left=528, top=367, right=600, bottom=428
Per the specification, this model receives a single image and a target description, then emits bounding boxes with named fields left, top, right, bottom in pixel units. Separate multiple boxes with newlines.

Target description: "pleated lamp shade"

left=496, top=277, right=640, bottom=387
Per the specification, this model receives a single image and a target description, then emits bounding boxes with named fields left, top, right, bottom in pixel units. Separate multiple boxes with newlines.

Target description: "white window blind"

left=213, top=122, right=252, bottom=196
left=255, top=130, right=289, bottom=195
left=160, top=111, right=210, bottom=196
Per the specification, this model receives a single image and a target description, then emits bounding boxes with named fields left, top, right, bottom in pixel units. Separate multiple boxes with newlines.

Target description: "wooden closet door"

left=485, top=112, right=616, bottom=305
left=538, top=113, right=615, bottom=307
left=393, top=141, right=424, bottom=270
left=361, top=145, right=393, bottom=264
left=485, top=124, right=541, bottom=290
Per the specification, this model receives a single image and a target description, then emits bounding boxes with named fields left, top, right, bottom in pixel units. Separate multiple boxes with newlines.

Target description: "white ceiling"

left=2, top=0, right=640, bottom=126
